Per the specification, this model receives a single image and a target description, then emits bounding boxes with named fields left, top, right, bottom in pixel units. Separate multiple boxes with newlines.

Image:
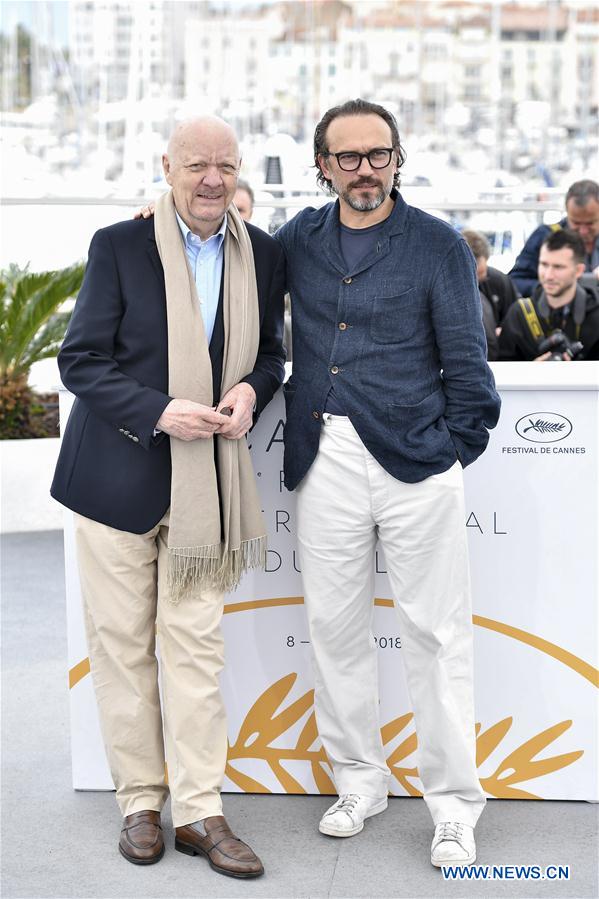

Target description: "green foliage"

left=0, top=262, right=84, bottom=438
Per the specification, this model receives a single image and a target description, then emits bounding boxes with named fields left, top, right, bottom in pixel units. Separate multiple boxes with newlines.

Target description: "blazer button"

left=312, top=411, right=320, bottom=419
left=331, top=365, right=339, bottom=375
left=343, top=277, right=352, bottom=284
left=132, top=436, right=140, bottom=443
left=338, top=322, right=347, bottom=330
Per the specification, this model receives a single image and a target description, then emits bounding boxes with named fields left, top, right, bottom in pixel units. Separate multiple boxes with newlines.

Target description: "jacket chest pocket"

left=369, top=287, right=420, bottom=344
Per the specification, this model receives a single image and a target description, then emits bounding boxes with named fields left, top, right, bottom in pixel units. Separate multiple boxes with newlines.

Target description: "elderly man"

left=510, top=179, right=599, bottom=296
left=51, top=116, right=285, bottom=878
left=276, top=99, right=500, bottom=867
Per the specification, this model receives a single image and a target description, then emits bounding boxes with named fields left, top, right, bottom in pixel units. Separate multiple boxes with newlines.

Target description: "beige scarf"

left=154, top=190, right=266, bottom=599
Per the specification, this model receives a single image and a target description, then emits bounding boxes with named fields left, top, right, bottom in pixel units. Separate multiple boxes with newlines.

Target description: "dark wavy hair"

left=313, top=98, right=407, bottom=194
left=542, top=228, right=586, bottom=265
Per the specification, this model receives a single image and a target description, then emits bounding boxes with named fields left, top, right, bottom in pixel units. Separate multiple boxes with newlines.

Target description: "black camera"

left=537, top=330, right=584, bottom=361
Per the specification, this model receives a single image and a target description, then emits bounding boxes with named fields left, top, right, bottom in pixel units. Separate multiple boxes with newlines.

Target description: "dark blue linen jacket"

left=276, top=191, right=501, bottom=491
left=51, top=215, right=285, bottom=533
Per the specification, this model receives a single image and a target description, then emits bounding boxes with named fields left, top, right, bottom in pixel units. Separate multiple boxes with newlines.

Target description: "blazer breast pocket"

left=369, top=287, right=420, bottom=344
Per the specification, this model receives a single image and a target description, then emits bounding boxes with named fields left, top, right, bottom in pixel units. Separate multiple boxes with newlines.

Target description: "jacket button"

left=312, top=411, right=320, bottom=419
left=338, top=322, right=347, bottom=330
left=132, top=436, right=140, bottom=443
left=331, top=365, right=339, bottom=374
left=343, top=277, right=352, bottom=284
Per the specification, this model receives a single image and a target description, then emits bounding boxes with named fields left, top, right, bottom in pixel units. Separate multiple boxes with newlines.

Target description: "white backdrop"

left=62, top=362, right=599, bottom=800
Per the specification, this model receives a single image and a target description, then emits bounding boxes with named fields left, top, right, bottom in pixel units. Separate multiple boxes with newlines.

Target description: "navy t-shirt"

left=325, top=219, right=388, bottom=415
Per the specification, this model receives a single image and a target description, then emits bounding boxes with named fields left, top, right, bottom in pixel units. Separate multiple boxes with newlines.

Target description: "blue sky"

left=0, top=2, right=69, bottom=45
left=0, top=0, right=274, bottom=44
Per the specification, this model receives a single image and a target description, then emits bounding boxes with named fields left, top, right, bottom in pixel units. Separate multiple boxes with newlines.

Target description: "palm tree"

left=0, top=262, right=84, bottom=438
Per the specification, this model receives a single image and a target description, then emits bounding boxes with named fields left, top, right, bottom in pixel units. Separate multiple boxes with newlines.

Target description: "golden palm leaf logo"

left=226, top=673, right=332, bottom=794
left=225, top=673, right=584, bottom=798
left=475, top=718, right=583, bottom=799
left=69, top=610, right=595, bottom=796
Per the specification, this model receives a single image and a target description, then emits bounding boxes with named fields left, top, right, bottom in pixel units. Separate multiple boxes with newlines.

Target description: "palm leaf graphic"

left=311, top=760, right=336, bottom=794
left=298, top=712, right=337, bottom=793
left=227, top=673, right=327, bottom=793
left=382, top=713, right=422, bottom=796
left=225, top=675, right=583, bottom=797
left=232, top=672, right=314, bottom=752
left=523, top=418, right=566, bottom=434
left=380, top=712, right=414, bottom=745
left=225, top=761, right=271, bottom=794
left=480, top=719, right=583, bottom=799
left=475, top=717, right=514, bottom=766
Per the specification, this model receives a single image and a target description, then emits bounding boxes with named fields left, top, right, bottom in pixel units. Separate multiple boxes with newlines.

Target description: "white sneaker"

left=318, top=793, right=388, bottom=838
left=431, top=822, right=476, bottom=867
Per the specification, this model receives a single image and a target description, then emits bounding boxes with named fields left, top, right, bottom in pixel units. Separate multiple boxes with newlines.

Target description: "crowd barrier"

left=61, top=361, right=599, bottom=800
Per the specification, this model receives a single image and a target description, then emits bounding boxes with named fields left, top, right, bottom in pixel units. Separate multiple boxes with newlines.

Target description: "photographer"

left=498, top=229, right=599, bottom=361
left=462, top=229, right=520, bottom=361
left=509, top=179, right=599, bottom=296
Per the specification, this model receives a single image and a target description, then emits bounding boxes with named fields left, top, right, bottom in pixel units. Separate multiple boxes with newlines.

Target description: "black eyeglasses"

left=323, top=148, right=395, bottom=172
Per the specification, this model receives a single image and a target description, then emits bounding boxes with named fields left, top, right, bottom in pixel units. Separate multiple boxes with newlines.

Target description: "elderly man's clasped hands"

left=157, top=382, right=256, bottom=441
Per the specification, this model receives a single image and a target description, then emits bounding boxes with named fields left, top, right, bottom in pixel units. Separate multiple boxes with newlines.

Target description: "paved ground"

left=2, top=531, right=598, bottom=899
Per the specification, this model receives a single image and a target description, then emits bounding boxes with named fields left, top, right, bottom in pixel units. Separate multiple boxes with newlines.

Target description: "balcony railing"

left=0, top=190, right=565, bottom=275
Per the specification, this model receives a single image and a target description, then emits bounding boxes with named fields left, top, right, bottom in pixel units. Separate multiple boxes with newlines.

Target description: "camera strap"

left=519, top=288, right=586, bottom=343
left=571, top=285, right=588, bottom=334
left=517, top=297, right=545, bottom=341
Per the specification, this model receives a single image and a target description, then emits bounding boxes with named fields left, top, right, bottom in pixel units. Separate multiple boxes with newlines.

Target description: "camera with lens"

left=537, top=330, right=584, bottom=361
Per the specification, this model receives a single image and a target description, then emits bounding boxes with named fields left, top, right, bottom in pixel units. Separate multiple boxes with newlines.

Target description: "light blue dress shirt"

left=175, top=210, right=227, bottom=344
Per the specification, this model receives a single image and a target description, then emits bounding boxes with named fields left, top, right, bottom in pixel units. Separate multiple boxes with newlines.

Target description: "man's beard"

left=542, top=281, right=574, bottom=301
left=336, top=177, right=391, bottom=212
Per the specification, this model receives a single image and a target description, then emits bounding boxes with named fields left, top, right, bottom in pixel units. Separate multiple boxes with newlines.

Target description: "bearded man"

left=275, top=99, right=500, bottom=867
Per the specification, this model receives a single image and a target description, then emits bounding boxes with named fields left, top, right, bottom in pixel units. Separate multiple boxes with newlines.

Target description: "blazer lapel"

left=146, top=223, right=165, bottom=286
left=319, top=201, right=347, bottom=276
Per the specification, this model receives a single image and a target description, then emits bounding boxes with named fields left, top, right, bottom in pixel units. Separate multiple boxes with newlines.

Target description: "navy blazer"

left=51, top=215, right=285, bottom=533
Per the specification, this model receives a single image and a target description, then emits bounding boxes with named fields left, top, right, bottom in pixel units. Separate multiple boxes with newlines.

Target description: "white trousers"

left=296, top=415, right=486, bottom=826
left=73, top=511, right=227, bottom=827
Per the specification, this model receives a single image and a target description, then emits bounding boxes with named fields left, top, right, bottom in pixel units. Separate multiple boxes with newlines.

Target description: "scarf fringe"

left=167, top=536, right=267, bottom=602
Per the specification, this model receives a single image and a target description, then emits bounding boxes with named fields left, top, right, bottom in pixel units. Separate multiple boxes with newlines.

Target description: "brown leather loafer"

left=175, top=816, right=264, bottom=879
left=119, top=810, right=164, bottom=865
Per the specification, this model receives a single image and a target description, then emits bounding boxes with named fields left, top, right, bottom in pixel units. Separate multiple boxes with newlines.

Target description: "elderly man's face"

left=163, top=119, right=240, bottom=238
left=566, top=197, right=599, bottom=252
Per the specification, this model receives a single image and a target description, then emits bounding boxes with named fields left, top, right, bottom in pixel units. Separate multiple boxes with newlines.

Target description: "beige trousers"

left=73, top=511, right=227, bottom=827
